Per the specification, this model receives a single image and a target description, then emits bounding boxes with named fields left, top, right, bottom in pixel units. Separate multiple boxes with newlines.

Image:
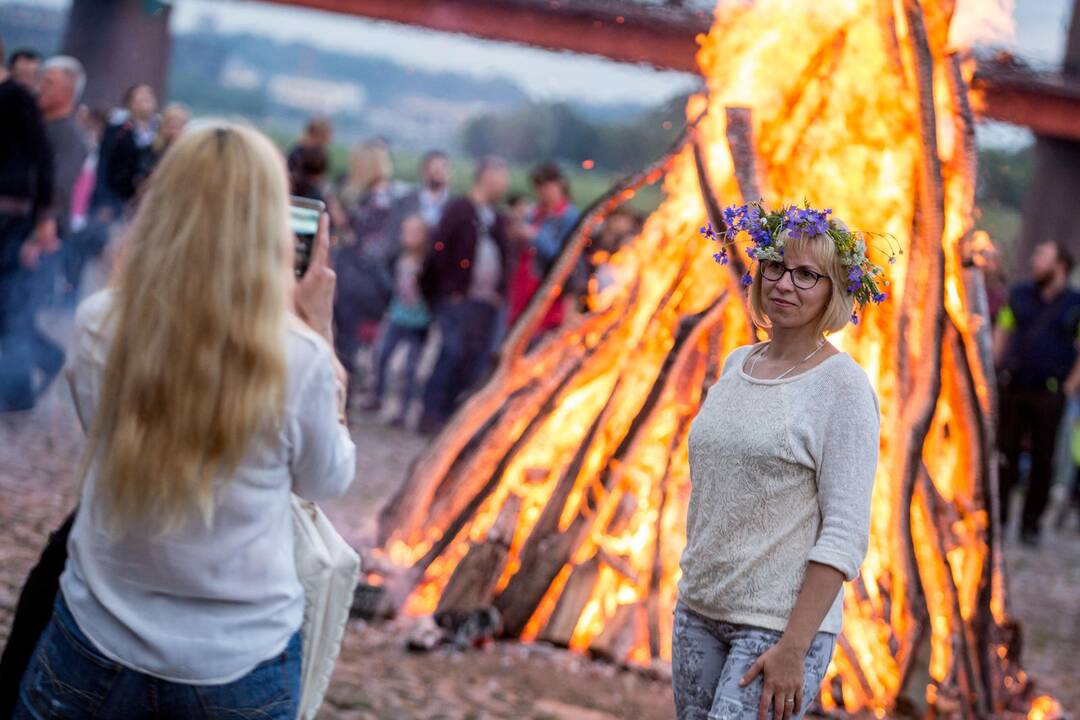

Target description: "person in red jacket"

left=507, top=163, right=581, bottom=339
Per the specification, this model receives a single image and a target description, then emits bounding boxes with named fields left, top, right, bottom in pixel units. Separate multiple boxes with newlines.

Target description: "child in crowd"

left=367, top=215, right=432, bottom=425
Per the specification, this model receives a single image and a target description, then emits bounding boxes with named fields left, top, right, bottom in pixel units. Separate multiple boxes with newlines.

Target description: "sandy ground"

left=0, top=305, right=1078, bottom=719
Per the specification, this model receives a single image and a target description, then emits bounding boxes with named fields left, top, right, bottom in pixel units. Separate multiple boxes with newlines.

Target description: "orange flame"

left=1029, top=695, right=1064, bottom=720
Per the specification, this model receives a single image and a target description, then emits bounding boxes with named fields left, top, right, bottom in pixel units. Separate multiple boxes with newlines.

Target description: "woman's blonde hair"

left=87, top=121, right=291, bottom=535
left=151, top=102, right=190, bottom=154
left=341, top=140, right=392, bottom=206
left=747, top=228, right=855, bottom=336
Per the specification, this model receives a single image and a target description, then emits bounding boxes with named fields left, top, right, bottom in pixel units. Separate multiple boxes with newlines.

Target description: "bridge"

left=64, top=0, right=1080, bottom=141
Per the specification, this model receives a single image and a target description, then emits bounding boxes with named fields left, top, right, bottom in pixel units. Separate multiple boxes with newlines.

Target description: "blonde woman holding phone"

left=13, top=122, right=355, bottom=719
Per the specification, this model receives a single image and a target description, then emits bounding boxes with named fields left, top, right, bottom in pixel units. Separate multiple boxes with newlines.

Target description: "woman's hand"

left=294, top=213, right=336, bottom=346
left=741, top=640, right=806, bottom=720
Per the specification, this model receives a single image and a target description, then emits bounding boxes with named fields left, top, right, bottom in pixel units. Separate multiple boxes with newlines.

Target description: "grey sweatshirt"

left=679, top=343, right=880, bottom=635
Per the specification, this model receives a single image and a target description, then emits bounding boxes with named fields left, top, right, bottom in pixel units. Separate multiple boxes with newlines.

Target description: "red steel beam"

left=971, top=71, right=1080, bottom=141
left=262, top=0, right=708, bottom=73
left=262, top=0, right=1080, bottom=140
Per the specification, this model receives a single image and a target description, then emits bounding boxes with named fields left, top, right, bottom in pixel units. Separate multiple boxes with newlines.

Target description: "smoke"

left=949, top=0, right=1016, bottom=49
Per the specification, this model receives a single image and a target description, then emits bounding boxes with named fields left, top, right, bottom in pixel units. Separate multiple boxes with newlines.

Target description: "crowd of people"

left=3, top=36, right=1080, bottom=535
left=4, top=36, right=1080, bottom=530
left=0, top=41, right=190, bottom=413
left=0, top=36, right=643, bottom=430
left=281, top=118, right=642, bottom=434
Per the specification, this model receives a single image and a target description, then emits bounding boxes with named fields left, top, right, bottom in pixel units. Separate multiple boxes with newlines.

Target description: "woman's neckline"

left=737, top=343, right=848, bottom=385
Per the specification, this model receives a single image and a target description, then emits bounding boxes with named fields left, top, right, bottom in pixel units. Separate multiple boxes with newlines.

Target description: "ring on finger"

left=785, top=699, right=795, bottom=705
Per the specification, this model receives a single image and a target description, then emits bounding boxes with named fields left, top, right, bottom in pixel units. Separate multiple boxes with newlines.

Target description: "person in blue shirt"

left=993, top=240, right=1080, bottom=546
left=506, top=163, right=581, bottom=337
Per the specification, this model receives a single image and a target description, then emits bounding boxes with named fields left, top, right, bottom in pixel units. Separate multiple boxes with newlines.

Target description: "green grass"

left=974, top=200, right=1023, bottom=268
left=273, top=130, right=1038, bottom=235
left=262, top=128, right=664, bottom=216
left=244, top=121, right=1038, bottom=242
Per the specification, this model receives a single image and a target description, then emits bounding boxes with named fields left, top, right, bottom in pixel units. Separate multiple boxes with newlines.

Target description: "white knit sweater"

left=678, top=343, right=880, bottom=635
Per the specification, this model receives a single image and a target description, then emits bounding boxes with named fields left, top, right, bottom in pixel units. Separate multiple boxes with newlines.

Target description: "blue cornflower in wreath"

left=700, top=200, right=899, bottom=324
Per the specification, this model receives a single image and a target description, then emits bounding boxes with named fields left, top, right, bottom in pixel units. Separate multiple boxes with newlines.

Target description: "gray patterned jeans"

left=671, top=601, right=836, bottom=720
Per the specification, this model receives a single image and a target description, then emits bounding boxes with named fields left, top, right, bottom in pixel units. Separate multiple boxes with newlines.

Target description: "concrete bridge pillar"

left=60, top=0, right=172, bottom=111
left=1019, top=0, right=1080, bottom=267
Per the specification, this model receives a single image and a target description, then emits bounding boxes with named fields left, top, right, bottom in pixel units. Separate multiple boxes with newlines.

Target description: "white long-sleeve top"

left=60, top=290, right=356, bottom=684
left=679, top=344, right=879, bottom=635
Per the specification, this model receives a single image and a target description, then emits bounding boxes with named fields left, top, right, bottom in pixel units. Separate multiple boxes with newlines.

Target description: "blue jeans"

left=0, top=215, right=65, bottom=412
left=15, top=596, right=302, bottom=720
left=421, top=298, right=498, bottom=427
left=671, top=601, right=835, bottom=720
left=62, top=220, right=110, bottom=300
left=375, top=320, right=428, bottom=410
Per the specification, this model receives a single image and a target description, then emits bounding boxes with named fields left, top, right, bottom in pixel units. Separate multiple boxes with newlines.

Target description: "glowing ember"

left=373, top=0, right=1053, bottom=715
left=1028, top=695, right=1064, bottom=720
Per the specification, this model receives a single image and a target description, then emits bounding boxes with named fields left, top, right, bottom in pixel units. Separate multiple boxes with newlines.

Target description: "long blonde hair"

left=341, top=140, right=392, bottom=207
left=88, top=122, right=291, bottom=534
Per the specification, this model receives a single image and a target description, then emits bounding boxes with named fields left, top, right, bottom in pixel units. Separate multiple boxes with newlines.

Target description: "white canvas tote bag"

left=291, top=495, right=360, bottom=720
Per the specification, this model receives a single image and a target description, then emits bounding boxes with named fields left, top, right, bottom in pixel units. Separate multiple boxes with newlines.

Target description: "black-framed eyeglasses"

left=759, top=260, right=830, bottom=290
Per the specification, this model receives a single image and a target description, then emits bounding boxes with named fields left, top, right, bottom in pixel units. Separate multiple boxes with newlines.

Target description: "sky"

left=173, top=0, right=701, bottom=104
left=1010, top=0, right=1075, bottom=66
left=10, top=0, right=1074, bottom=105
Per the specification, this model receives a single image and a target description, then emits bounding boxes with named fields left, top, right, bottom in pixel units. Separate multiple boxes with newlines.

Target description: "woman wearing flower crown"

left=672, top=203, right=885, bottom=720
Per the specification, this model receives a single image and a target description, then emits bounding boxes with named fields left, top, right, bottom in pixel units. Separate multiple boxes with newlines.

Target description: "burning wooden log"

left=434, top=493, right=520, bottom=614
left=538, top=557, right=600, bottom=647
left=372, top=1, right=1059, bottom=717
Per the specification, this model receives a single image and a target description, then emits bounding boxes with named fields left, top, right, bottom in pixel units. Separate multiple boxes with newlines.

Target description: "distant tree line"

left=462, top=97, right=688, bottom=173
left=976, top=146, right=1033, bottom=210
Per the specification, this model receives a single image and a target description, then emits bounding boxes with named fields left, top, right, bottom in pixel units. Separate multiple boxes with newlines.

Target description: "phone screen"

left=289, top=199, right=323, bottom=278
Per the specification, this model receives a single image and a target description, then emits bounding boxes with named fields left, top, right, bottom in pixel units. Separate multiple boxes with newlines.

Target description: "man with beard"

left=417, top=156, right=510, bottom=433
left=994, top=240, right=1080, bottom=546
left=386, top=150, right=451, bottom=257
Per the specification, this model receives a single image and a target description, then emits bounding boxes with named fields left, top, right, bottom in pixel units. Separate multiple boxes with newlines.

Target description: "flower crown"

left=699, top=201, right=897, bottom=324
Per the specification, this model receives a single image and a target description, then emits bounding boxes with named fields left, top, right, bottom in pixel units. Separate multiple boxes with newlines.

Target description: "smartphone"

left=289, top=195, right=325, bottom=278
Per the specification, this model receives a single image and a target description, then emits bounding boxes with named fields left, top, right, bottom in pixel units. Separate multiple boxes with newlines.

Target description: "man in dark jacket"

left=0, top=61, right=59, bottom=411
left=418, top=156, right=510, bottom=433
left=994, top=240, right=1080, bottom=546
left=385, top=150, right=451, bottom=254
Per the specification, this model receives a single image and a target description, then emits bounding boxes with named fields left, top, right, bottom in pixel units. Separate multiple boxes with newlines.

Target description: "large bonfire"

left=374, top=1, right=1062, bottom=717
